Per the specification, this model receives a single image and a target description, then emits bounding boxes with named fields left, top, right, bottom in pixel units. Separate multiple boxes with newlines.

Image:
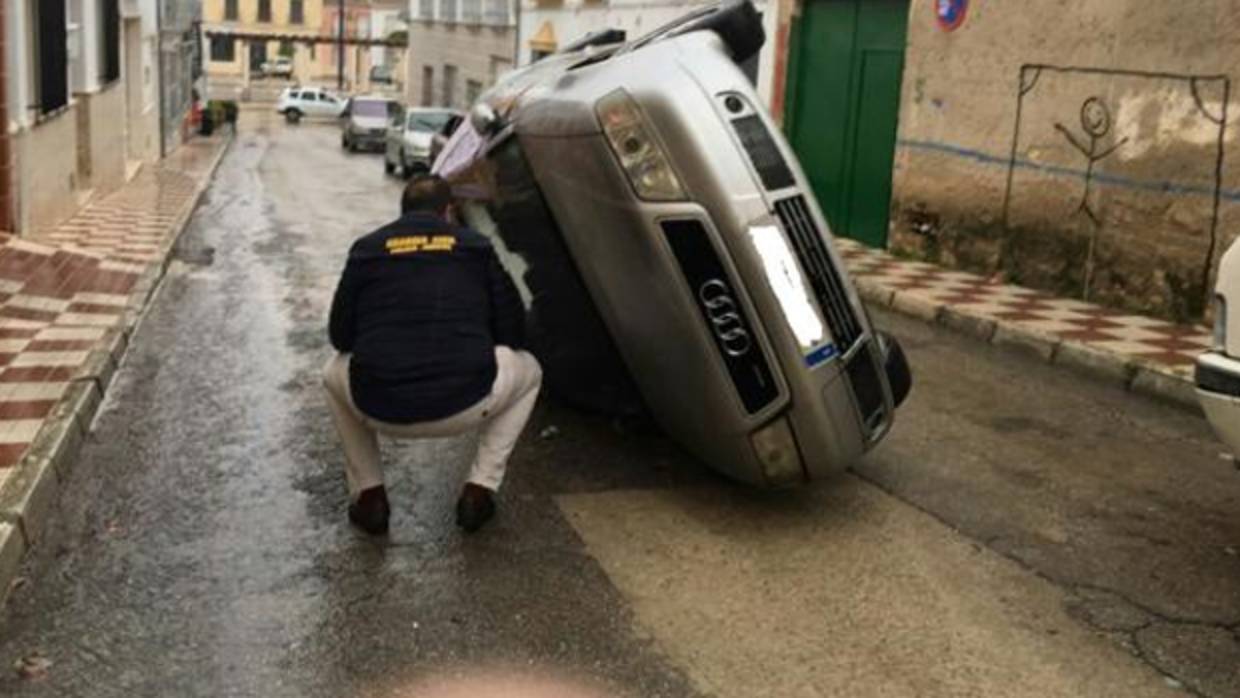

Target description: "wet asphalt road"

left=0, top=110, right=1237, bottom=697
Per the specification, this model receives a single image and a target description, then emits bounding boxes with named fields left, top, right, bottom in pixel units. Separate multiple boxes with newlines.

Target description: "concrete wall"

left=891, top=0, right=1240, bottom=321
left=405, top=22, right=515, bottom=108
left=79, top=85, right=130, bottom=196
left=14, top=110, right=80, bottom=233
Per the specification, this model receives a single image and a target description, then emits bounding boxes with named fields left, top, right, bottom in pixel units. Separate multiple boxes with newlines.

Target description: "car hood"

left=351, top=116, right=389, bottom=129
left=404, top=131, right=435, bottom=149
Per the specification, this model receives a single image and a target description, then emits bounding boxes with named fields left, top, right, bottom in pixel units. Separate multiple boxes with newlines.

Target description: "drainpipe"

left=512, top=0, right=521, bottom=67
left=337, top=0, right=345, bottom=90
left=156, top=0, right=167, bottom=157
left=0, top=0, right=15, bottom=232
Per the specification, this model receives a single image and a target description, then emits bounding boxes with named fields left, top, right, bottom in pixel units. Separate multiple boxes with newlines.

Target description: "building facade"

left=159, top=0, right=204, bottom=155
left=779, top=0, right=1240, bottom=322
left=203, top=0, right=406, bottom=95
left=3, top=0, right=170, bottom=235
left=405, top=0, right=516, bottom=109
left=515, top=0, right=781, bottom=109
left=202, top=0, right=325, bottom=87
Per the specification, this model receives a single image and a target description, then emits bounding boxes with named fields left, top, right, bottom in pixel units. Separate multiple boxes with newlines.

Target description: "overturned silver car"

left=435, top=0, right=911, bottom=487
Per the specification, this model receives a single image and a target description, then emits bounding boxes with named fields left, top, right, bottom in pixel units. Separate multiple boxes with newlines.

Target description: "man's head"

left=401, top=175, right=454, bottom=218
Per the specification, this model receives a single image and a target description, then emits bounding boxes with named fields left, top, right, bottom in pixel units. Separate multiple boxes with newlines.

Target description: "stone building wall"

left=890, top=0, right=1240, bottom=321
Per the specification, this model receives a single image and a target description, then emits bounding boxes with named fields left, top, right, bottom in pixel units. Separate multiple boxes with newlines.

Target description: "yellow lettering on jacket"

left=386, top=235, right=457, bottom=255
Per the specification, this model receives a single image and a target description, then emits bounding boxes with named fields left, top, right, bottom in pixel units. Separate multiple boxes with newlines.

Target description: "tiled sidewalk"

left=836, top=238, right=1209, bottom=400
left=0, top=135, right=230, bottom=493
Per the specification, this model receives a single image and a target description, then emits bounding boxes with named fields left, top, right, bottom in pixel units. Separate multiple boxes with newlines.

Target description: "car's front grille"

left=774, top=196, right=864, bottom=352
left=662, top=220, right=779, bottom=414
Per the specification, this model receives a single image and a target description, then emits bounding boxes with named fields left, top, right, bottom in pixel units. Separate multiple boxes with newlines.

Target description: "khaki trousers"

left=323, top=347, right=542, bottom=498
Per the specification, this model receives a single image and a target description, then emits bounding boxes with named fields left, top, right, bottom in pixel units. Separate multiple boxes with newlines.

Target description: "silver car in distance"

left=436, top=0, right=911, bottom=487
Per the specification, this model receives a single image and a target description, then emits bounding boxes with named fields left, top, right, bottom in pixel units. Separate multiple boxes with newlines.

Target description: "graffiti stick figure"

left=1055, top=97, right=1127, bottom=299
left=1055, top=97, right=1127, bottom=226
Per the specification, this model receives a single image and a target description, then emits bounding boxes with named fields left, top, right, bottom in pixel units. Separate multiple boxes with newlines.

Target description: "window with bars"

left=210, top=36, right=236, bottom=62
left=32, top=0, right=69, bottom=115
left=290, top=0, right=304, bottom=24
left=258, top=0, right=272, bottom=22
left=462, top=0, right=482, bottom=24
left=100, top=0, right=120, bottom=84
left=225, top=0, right=239, bottom=20
left=440, top=0, right=458, bottom=23
left=485, top=0, right=510, bottom=25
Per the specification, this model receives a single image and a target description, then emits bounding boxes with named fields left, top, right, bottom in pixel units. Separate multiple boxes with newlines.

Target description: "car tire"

left=398, top=151, right=411, bottom=178
left=384, top=157, right=395, bottom=175
left=341, top=134, right=349, bottom=150
left=285, top=109, right=302, bottom=124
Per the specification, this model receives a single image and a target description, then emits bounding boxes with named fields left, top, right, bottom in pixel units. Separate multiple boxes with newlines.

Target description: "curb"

left=0, top=133, right=233, bottom=604
left=865, top=280, right=1202, bottom=413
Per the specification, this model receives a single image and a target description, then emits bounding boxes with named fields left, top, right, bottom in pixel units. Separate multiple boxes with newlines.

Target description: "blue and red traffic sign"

left=935, top=0, right=968, bottom=31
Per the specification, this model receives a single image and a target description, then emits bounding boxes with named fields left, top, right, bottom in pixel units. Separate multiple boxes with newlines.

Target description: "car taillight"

left=595, top=90, right=686, bottom=202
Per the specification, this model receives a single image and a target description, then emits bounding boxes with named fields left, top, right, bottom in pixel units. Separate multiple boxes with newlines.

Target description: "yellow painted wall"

left=204, top=0, right=326, bottom=78
left=203, top=0, right=323, bottom=28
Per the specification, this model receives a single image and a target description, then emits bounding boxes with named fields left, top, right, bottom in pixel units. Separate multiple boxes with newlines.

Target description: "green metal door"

left=786, top=0, right=909, bottom=248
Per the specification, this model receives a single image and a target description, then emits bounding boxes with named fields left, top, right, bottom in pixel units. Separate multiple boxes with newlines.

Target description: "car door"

left=319, top=92, right=342, bottom=118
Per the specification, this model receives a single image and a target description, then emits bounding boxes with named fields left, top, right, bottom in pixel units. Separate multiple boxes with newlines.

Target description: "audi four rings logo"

left=698, top=279, right=752, bottom=357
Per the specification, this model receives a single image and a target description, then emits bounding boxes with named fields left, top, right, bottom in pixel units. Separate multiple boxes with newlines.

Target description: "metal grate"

left=774, top=196, right=864, bottom=352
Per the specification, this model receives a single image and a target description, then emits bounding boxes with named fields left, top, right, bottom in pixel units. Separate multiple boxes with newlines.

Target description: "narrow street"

left=0, top=111, right=1236, bottom=697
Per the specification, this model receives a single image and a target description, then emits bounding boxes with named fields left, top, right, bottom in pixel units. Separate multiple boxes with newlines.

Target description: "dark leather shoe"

left=348, top=486, right=390, bottom=536
left=456, top=483, right=496, bottom=533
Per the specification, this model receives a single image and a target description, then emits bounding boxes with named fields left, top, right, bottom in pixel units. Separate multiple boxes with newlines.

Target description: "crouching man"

left=323, top=175, right=542, bottom=535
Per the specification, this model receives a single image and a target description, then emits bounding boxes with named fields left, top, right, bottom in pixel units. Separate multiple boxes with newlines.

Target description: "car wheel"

left=398, top=151, right=411, bottom=178
left=384, top=157, right=395, bottom=175
left=285, top=109, right=302, bottom=124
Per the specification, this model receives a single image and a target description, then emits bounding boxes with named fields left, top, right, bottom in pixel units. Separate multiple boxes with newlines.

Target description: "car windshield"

left=352, top=100, right=390, bottom=117
left=408, top=111, right=454, bottom=133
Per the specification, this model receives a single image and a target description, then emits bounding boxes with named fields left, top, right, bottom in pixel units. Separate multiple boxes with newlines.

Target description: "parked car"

left=261, top=56, right=294, bottom=79
left=385, top=107, right=464, bottom=177
left=435, top=0, right=911, bottom=487
left=275, top=86, right=346, bottom=124
left=341, top=96, right=401, bottom=152
left=1197, top=239, right=1240, bottom=455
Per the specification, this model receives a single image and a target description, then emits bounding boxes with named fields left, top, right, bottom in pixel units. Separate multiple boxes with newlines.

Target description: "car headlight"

left=1214, top=294, right=1227, bottom=352
left=750, top=417, right=803, bottom=486
left=596, top=90, right=686, bottom=202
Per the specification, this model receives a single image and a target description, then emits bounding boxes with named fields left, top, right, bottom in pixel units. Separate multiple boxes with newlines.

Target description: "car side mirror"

left=470, top=103, right=503, bottom=136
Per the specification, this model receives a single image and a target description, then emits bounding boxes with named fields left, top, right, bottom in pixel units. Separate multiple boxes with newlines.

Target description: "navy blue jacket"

left=329, top=212, right=525, bottom=423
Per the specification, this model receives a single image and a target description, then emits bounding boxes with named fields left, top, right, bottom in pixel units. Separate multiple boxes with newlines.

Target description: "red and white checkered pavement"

left=836, top=238, right=1211, bottom=377
left=0, top=136, right=227, bottom=490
